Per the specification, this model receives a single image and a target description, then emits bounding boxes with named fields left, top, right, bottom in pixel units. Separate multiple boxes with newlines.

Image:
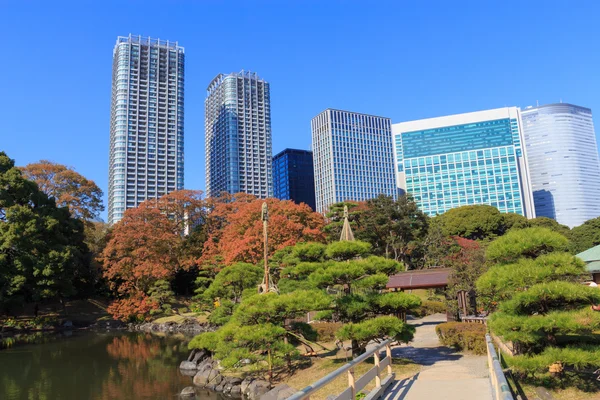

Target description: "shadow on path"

left=382, top=373, right=420, bottom=400
left=392, top=346, right=462, bottom=366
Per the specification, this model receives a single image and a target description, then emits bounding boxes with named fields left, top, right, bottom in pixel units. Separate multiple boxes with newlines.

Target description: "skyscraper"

left=273, top=149, right=316, bottom=210
left=311, top=109, right=397, bottom=213
left=108, top=35, right=185, bottom=225
left=392, top=107, right=535, bottom=218
left=521, top=103, right=600, bottom=227
left=205, top=71, right=272, bottom=199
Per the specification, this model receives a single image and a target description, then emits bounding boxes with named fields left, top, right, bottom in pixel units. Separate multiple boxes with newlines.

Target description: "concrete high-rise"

left=205, top=71, right=273, bottom=198
left=521, top=103, right=600, bottom=227
left=392, top=107, right=536, bottom=218
left=311, top=109, right=397, bottom=213
left=273, top=149, right=316, bottom=210
left=108, top=35, right=185, bottom=225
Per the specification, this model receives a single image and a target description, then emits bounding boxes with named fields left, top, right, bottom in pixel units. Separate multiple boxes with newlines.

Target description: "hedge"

left=411, top=300, right=447, bottom=317
left=435, top=322, right=486, bottom=355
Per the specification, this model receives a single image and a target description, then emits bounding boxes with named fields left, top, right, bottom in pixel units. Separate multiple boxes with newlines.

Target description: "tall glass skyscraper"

left=521, top=103, right=600, bottom=227
left=392, top=107, right=535, bottom=218
left=108, top=35, right=185, bottom=225
left=205, top=71, right=272, bottom=199
left=273, top=149, right=316, bottom=210
left=311, top=109, right=397, bottom=213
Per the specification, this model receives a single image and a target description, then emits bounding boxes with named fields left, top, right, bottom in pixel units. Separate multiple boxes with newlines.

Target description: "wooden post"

left=374, top=350, right=381, bottom=388
left=348, top=368, right=356, bottom=399
left=386, top=343, right=393, bottom=376
left=263, top=202, right=269, bottom=291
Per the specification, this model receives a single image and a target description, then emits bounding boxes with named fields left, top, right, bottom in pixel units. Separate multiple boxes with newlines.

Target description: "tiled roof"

left=386, top=268, right=451, bottom=290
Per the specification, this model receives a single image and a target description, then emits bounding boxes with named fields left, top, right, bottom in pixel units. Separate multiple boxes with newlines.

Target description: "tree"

left=356, top=194, right=429, bottom=267
left=479, top=226, right=600, bottom=389
left=336, top=316, right=415, bottom=353
left=528, top=217, right=571, bottom=238
left=20, top=160, right=104, bottom=221
left=435, top=205, right=506, bottom=241
left=202, top=263, right=263, bottom=304
left=200, top=197, right=325, bottom=266
left=486, top=227, right=570, bottom=265
left=325, top=241, right=372, bottom=261
left=0, top=152, right=87, bottom=312
left=444, top=237, right=487, bottom=316
left=323, top=201, right=364, bottom=242
left=570, top=216, right=600, bottom=254
left=101, top=190, right=208, bottom=321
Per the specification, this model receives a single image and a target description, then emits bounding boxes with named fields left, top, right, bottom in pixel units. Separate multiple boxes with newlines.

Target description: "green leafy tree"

left=502, top=213, right=529, bottom=231
left=356, top=194, right=428, bottom=267
left=571, top=216, right=600, bottom=253
left=0, top=152, right=87, bottom=313
left=336, top=316, right=415, bottom=354
left=435, top=205, right=506, bottom=241
left=203, top=263, right=263, bottom=304
left=486, top=227, right=570, bottom=264
left=325, top=240, right=372, bottom=261
left=528, top=217, right=571, bottom=238
left=323, top=201, right=364, bottom=242
left=148, top=280, right=176, bottom=315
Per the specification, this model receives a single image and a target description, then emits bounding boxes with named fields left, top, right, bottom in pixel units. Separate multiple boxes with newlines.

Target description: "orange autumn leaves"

left=101, top=190, right=325, bottom=321
left=201, top=195, right=325, bottom=266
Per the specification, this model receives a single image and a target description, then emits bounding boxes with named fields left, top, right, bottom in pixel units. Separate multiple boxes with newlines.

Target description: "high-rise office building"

left=273, top=149, right=316, bottom=210
left=392, top=107, right=535, bottom=218
left=205, top=70, right=272, bottom=198
left=521, top=103, right=600, bottom=227
left=108, top=35, right=185, bottom=225
left=311, top=109, right=397, bottom=213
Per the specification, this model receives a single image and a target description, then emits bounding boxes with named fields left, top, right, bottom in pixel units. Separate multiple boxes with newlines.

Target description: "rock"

left=215, top=383, right=225, bottom=392
left=206, top=383, right=217, bottom=391
left=241, top=377, right=254, bottom=394
left=207, top=368, right=221, bottom=384
left=179, top=361, right=198, bottom=370
left=228, top=377, right=243, bottom=385
left=230, top=385, right=242, bottom=397
left=193, top=367, right=213, bottom=387
left=63, top=320, right=73, bottom=328
left=180, top=369, right=197, bottom=377
left=247, top=380, right=271, bottom=400
left=260, top=384, right=297, bottom=400
left=180, top=386, right=196, bottom=397
left=192, top=349, right=208, bottom=363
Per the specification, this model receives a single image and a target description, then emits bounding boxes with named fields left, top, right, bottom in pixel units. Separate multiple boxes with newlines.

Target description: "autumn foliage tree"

left=20, top=160, right=104, bottom=221
left=102, top=190, right=206, bottom=321
left=200, top=196, right=325, bottom=266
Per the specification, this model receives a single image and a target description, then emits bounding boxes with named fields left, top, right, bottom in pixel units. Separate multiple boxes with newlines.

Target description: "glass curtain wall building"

left=392, top=107, right=535, bottom=218
left=205, top=70, right=273, bottom=199
left=311, top=109, right=397, bottom=213
left=521, top=103, right=600, bottom=228
left=272, top=149, right=316, bottom=210
left=108, top=35, right=185, bottom=225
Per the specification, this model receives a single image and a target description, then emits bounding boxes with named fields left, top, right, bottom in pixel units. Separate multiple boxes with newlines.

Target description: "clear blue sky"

left=1, top=1, right=599, bottom=221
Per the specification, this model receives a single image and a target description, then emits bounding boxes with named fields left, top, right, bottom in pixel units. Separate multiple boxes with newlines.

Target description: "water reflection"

left=0, top=331, right=220, bottom=400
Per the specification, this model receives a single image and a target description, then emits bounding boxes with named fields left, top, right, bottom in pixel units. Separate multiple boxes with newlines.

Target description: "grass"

left=522, top=384, right=600, bottom=400
left=283, top=346, right=419, bottom=400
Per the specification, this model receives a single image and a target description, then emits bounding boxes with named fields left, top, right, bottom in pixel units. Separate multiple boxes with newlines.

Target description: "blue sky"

left=1, top=1, right=599, bottom=221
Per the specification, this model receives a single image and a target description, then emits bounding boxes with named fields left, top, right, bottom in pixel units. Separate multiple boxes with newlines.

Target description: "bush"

left=412, top=300, right=447, bottom=317
left=310, top=321, right=343, bottom=342
left=435, top=322, right=486, bottom=355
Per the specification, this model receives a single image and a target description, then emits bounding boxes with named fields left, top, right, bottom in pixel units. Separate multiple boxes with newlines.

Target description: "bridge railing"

left=486, top=334, right=513, bottom=400
left=287, top=339, right=395, bottom=400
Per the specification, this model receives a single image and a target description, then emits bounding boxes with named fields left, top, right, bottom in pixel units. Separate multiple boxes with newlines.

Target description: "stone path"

left=382, top=314, right=493, bottom=400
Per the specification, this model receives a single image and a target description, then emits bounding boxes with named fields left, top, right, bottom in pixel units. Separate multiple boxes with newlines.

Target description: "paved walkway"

left=382, top=314, right=493, bottom=400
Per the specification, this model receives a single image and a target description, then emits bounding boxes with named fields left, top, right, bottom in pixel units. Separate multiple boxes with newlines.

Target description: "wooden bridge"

left=288, top=314, right=513, bottom=400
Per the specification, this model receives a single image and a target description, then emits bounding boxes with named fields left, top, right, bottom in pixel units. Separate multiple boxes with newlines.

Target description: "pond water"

left=0, top=330, right=220, bottom=400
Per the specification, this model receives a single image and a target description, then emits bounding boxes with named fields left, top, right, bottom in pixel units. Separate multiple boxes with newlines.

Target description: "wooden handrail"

left=486, top=334, right=513, bottom=400
left=287, top=339, right=396, bottom=400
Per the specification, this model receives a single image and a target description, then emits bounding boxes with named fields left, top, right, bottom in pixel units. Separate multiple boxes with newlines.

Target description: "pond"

left=0, top=330, right=221, bottom=400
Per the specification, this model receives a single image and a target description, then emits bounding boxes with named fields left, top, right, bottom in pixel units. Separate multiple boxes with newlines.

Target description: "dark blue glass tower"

left=272, top=149, right=316, bottom=210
